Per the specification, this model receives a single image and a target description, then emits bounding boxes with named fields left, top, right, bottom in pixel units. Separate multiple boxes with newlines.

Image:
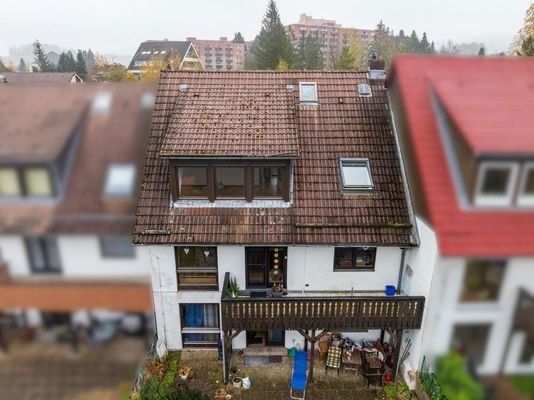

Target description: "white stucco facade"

left=147, top=237, right=438, bottom=362
left=421, top=253, right=534, bottom=375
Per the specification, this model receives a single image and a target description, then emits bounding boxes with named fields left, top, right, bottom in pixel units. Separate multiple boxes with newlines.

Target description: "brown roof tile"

left=1, top=72, right=80, bottom=84
left=133, top=71, right=415, bottom=246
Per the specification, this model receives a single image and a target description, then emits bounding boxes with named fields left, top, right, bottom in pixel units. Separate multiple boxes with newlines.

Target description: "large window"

left=180, top=304, right=219, bottom=347
left=245, top=247, right=286, bottom=289
left=451, top=324, right=491, bottom=368
left=333, top=247, right=376, bottom=271
left=99, top=235, right=135, bottom=258
left=26, top=237, right=61, bottom=273
left=175, top=247, right=218, bottom=290
left=460, top=259, right=506, bottom=302
left=173, top=162, right=290, bottom=202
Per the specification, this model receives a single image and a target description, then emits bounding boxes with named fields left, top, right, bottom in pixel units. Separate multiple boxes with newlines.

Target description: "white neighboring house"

left=389, top=56, right=534, bottom=376
left=0, top=83, right=155, bottom=333
left=133, top=69, right=439, bottom=382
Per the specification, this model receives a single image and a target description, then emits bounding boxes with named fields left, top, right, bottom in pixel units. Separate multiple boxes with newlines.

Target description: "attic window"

left=475, top=161, right=518, bottom=207
left=104, top=164, right=136, bottom=197
left=299, top=82, right=318, bottom=103
left=357, top=83, right=372, bottom=97
left=340, top=158, right=373, bottom=191
left=92, top=92, right=112, bottom=115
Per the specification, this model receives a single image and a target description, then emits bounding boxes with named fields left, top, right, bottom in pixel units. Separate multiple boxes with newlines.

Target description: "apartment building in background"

left=133, top=67, right=439, bottom=383
left=389, top=56, right=534, bottom=376
left=187, top=37, right=246, bottom=71
left=286, top=14, right=375, bottom=68
left=0, top=83, right=155, bottom=336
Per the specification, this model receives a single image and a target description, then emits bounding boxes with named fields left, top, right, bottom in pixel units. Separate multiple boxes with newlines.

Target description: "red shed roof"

left=391, top=55, right=534, bottom=257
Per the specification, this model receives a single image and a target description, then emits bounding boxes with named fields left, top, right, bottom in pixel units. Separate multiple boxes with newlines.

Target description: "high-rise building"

left=287, top=14, right=375, bottom=69
left=187, top=37, right=246, bottom=71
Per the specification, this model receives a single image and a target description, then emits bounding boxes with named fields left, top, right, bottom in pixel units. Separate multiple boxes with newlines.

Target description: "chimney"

left=368, top=51, right=386, bottom=81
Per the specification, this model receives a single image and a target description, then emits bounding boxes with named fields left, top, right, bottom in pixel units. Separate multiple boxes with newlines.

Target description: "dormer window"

left=475, top=161, right=518, bottom=207
left=25, top=167, right=53, bottom=197
left=0, top=168, right=21, bottom=196
left=104, top=164, right=136, bottom=197
left=172, top=161, right=290, bottom=202
left=340, top=158, right=373, bottom=191
left=299, top=82, right=318, bottom=103
left=518, top=162, right=534, bottom=207
left=0, top=166, right=53, bottom=198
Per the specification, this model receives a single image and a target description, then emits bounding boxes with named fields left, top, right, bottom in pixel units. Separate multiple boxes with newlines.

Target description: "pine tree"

left=333, top=46, right=357, bottom=70
left=75, top=50, right=87, bottom=76
left=233, top=32, right=245, bottom=43
left=33, top=40, right=51, bottom=72
left=17, top=58, right=26, bottom=72
left=253, top=0, right=294, bottom=69
left=86, top=49, right=96, bottom=71
left=478, top=47, right=485, bottom=56
left=408, top=31, right=419, bottom=53
left=419, top=32, right=431, bottom=53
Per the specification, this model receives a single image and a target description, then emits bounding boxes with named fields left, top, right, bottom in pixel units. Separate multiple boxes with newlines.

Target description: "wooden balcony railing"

left=220, top=272, right=425, bottom=332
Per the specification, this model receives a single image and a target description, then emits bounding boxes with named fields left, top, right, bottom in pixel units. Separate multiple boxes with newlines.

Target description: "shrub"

left=384, top=382, right=415, bottom=400
left=435, top=352, right=484, bottom=400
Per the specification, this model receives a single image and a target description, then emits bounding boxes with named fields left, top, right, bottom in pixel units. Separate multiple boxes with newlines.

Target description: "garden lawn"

left=510, top=375, right=534, bottom=395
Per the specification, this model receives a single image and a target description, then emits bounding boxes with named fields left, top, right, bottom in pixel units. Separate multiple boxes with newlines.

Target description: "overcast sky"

left=0, top=0, right=530, bottom=56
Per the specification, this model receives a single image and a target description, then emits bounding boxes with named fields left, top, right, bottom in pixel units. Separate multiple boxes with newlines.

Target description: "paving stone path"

left=0, top=338, right=146, bottom=400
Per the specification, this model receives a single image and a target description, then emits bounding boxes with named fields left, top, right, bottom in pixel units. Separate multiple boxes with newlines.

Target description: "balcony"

left=220, top=272, right=425, bottom=333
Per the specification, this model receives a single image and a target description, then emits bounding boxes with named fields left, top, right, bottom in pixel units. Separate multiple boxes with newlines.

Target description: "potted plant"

left=178, top=366, right=192, bottom=381
left=214, top=387, right=227, bottom=400
left=227, top=277, right=240, bottom=298
left=242, top=371, right=251, bottom=389
left=232, top=377, right=242, bottom=388
left=272, top=283, right=283, bottom=297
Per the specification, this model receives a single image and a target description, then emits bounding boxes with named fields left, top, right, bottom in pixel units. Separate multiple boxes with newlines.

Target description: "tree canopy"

left=515, top=3, right=534, bottom=55
left=252, top=0, right=294, bottom=69
left=33, top=40, right=52, bottom=72
left=295, top=34, right=323, bottom=70
left=233, top=32, right=245, bottom=43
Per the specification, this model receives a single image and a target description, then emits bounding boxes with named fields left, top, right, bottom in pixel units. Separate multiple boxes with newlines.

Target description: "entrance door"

left=245, top=247, right=287, bottom=289
left=246, top=330, right=285, bottom=347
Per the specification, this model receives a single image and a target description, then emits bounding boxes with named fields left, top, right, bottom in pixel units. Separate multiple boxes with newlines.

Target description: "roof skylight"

left=104, top=164, right=136, bottom=197
left=357, top=83, right=372, bottom=97
left=340, top=158, right=373, bottom=191
left=299, top=82, right=318, bottom=103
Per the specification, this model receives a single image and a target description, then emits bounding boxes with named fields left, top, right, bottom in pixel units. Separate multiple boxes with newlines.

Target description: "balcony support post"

left=223, top=329, right=242, bottom=384
left=297, top=329, right=328, bottom=383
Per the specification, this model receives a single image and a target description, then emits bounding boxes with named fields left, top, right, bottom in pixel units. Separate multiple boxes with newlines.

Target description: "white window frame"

left=474, top=161, right=519, bottom=207
left=517, top=162, right=534, bottom=207
left=299, top=82, right=318, bottom=103
left=357, top=83, right=372, bottom=97
left=339, top=158, right=374, bottom=191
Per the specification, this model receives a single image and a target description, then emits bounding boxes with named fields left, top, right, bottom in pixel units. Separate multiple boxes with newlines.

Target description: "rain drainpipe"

left=397, top=248, right=407, bottom=295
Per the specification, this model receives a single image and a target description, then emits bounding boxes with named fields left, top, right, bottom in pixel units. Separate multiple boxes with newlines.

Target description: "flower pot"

left=242, top=376, right=251, bottom=389
left=232, top=377, right=242, bottom=388
left=179, top=374, right=188, bottom=381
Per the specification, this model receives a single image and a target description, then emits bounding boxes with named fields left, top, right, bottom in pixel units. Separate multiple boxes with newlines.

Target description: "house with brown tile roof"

left=134, top=67, right=438, bottom=383
left=0, top=83, right=155, bottom=337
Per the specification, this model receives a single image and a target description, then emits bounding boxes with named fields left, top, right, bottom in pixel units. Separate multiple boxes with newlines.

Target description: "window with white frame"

left=518, top=162, right=534, bottom=207
left=104, top=164, right=136, bottom=197
left=475, top=161, right=518, bottom=207
left=340, top=158, right=373, bottom=191
left=299, top=82, right=318, bottom=103
left=180, top=303, right=219, bottom=347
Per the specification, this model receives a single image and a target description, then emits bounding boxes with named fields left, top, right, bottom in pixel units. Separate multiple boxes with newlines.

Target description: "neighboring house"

left=187, top=36, right=246, bottom=71
left=389, top=56, right=534, bottom=376
left=46, top=51, right=60, bottom=66
left=133, top=68, right=438, bottom=382
left=127, top=40, right=203, bottom=77
left=286, top=14, right=375, bottom=69
left=0, top=72, right=83, bottom=84
left=0, top=83, right=156, bottom=333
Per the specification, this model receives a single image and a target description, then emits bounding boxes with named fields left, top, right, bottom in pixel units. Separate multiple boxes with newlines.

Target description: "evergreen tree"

left=478, top=46, right=485, bottom=56
left=87, top=49, right=96, bottom=71
left=17, top=58, right=27, bottom=73
left=57, top=51, right=77, bottom=72
left=398, top=29, right=406, bottom=39
left=75, top=50, right=87, bottom=76
left=419, top=32, right=431, bottom=53
left=33, top=40, right=52, bottom=72
left=333, top=46, right=357, bottom=70
left=408, top=30, right=420, bottom=52
left=253, top=0, right=294, bottom=69
left=296, top=33, right=323, bottom=70
left=0, top=58, right=6, bottom=72
left=233, top=32, right=245, bottom=43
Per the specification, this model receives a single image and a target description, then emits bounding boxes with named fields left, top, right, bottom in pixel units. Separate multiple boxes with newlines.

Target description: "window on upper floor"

left=99, top=235, right=135, bottom=258
left=173, top=161, right=290, bottom=202
left=104, top=164, right=136, bottom=198
left=333, top=247, right=376, bottom=271
left=175, top=246, right=218, bottom=290
left=518, top=162, right=534, bottom=207
left=0, top=166, right=54, bottom=199
left=26, top=237, right=61, bottom=274
left=299, top=82, right=318, bottom=103
left=459, top=259, right=506, bottom=302
left=340, top=158, right=373, bottom=191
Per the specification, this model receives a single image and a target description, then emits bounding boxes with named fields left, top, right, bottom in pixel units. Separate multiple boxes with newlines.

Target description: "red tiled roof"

left=390, top=55, right=534, bottom=257
left=134, top=71, right=416, bottom=246
left=160, top=75, right=299, bottom=157
left=0, top=83, right=155, bottom=235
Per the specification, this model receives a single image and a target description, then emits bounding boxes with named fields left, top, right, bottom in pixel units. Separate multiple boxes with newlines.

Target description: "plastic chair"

left=290, top=351, right=308, bottom=400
